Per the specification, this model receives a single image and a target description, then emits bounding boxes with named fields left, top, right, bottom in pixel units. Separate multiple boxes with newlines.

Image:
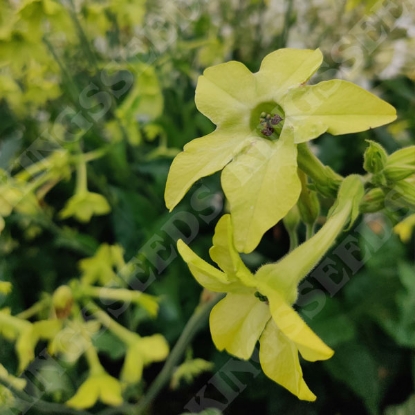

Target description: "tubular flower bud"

left=384, top=146, right=415, bottom=182
left=360, top=188, right=385, bottom=213
left=363, top=140, right=388, bottom=174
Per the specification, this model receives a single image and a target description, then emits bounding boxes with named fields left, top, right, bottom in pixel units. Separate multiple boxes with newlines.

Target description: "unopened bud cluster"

left=363, top=142, right=415, bottom=211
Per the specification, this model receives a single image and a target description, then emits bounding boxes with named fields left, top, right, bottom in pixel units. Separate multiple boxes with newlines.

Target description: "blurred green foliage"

left=0, top=0, right=414, bottom=414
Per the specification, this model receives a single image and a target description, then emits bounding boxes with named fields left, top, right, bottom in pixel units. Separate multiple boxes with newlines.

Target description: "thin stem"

left=75, top=158, right=88, bottom=194
left=287, top=229, right=299, bottom=252
left=67, top=0, right=99, bottom=69
left=42, top=36, right=81, bottom=104
left=16, top=298, right=50, bottom=320
left=305, top=223, right=315, bottom=240
left=84, top=300, right=136, bottom=345
left=134, top=292, right=224, bottom=414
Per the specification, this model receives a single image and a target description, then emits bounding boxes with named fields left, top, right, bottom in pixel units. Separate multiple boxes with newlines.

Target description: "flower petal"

left=222, top=130, right=301, bottom=253
left=165, top=128, right=252, bottom=211
left=209, top=215, right=256, bottom=287
left=255, top=48, right=323, bottom=102
left=195, top=61, right=256, bottom=126
left=283, top=80, right=397, bottom=143
left=259, top=320, right=316, bottom=401
left=210, top=293, right=270, bottom=360
left=177, top=240, right=248, bottom=293
left=265, top=289, right=333, bottom=362
left=66, top=377, right=100, bottom=409
left=98, top=374, right=123, bottom=406
left=120, top=346, right=144, bottom=384
left=139, top=334, right=169, bottom=364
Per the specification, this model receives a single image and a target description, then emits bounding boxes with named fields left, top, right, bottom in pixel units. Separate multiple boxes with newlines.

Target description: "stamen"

left=259, top=112, right=283, bottom=137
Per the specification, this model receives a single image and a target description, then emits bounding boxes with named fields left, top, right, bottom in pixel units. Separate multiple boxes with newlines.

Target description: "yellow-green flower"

left=394, top=213, right=415, bottom=243
left=165, top=48, right=396, bottom=253
left=120, top=334, right=169, bottom=385
left=84, top=303, right=169, bottom=385
left=59, top=191, right=110, bottom=223
left=79, top=243, right=125, bottom=286
left=48, top=319, right=101, bottom=363
left=178, top=176, right=363, bottom=400
left=66, top=335, right=123, bottom=409
left=66, top=371, right=123, bottom=409
left=0, top=311, right=61, bottom=373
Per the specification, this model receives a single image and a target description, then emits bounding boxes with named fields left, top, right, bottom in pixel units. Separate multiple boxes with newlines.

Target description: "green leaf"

left=324, top=342, right=381, bottom=415
left=283, top=80, right=397, bottom=143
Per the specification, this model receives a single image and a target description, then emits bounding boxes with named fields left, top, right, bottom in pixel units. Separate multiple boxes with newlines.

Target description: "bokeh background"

left=0, top=0, right=414, bottom=414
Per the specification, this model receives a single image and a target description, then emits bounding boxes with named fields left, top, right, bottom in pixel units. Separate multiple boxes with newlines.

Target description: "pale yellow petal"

left=210, top=293, right=270, bottom=360
left=256, top=48, right=323, bottom=101
left=265, top=290, right=333, bottom=362
left=177, top=240, right=248, bottom=293
left=259, top=320, right=316, bottom=401
left=222, top=130, right=300, bottom=253
left=195, top=61, right=256, bottom=126
left=165, top=128, right=252, bottom=211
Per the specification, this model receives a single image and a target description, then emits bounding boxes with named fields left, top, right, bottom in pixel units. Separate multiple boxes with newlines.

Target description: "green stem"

left=42, top=36, right=81, bottom=105
left=134, top=292, right=224, bottom=414
left=287, top=229, right=298, bottom=252
left=67, top=0, right=99, bottom=69
left=83, top=301, right=136, bottom=345
left=305, top=223, right=315, bottom=240
left=75, top=158, right=88, bottom=194
left=16, top=298, right=50, bottom=320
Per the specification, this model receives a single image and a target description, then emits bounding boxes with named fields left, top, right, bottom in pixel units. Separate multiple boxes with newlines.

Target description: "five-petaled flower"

left=178, top=176, right=364, bottom=400
left=165, top=48, right=396, bottom=253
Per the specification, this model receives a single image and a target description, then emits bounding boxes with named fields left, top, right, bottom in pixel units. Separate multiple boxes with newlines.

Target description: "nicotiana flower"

left=66, top=370, right=123, bottom=409
left=66, top=330, right=123, bottom=409
left=178, top=176, right=364, bottom=400
left=85, top=303, right=169, bottom=385
left=59, top=191, right=110, bottom=223
left=165, top=48, right=396, bottom=253
left=0, top=310, right=61, bottom=373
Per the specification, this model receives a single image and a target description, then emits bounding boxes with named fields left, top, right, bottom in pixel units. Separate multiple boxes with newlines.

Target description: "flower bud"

left=384, top=146, right=415, bottom=182
left=384, top=165, right=415, bottom=182
left=363, top=140, right=387, bottom=174
left=283, top=205, right=300, bottom=233
left=52, top=285, right=74, bottom=319
left=386, top=146, right=415, bottom=167
left=359, top=188, right=385, bottom=213
left=385, top=180, right=415, bottom=210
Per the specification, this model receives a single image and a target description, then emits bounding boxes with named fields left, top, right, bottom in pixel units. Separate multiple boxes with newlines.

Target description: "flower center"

left=249, top=102, right=285, bottom=140
left=259, top=112, right=283, bottom=137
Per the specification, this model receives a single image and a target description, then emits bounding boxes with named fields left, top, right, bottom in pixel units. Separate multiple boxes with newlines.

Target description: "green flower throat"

left=250, top=102, right=285, bottom=139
